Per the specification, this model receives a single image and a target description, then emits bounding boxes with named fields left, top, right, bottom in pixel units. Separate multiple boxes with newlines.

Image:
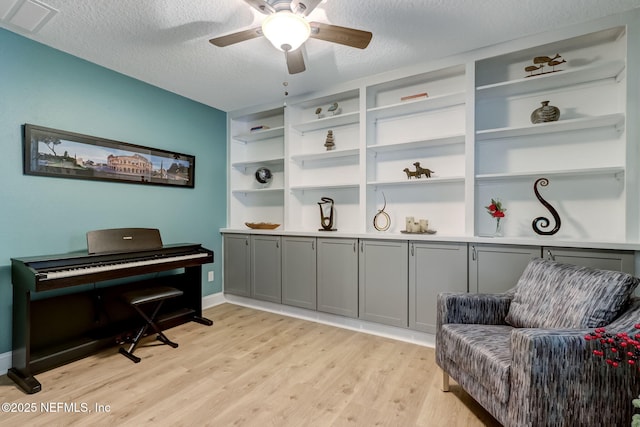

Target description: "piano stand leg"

left=7, top=368, right=42, bottom=394
left=192, top=316, right=213, bottom=326
left=157, top=334, right=179, bottom=348
left=119, top=347, right=141, bottom=363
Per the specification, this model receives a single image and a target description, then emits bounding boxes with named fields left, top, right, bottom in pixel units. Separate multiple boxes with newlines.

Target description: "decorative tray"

left=400, top=230, right=437, bottom=234
left=245, top=222, right=280, bottom=230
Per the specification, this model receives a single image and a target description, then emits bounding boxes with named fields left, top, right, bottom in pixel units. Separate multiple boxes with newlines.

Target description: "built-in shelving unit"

left=365, top=64, right=467, bottom=235
left=225, top=20, right=637, bottom=245
left=228, top=107, right=285, bottom=229
left=286, top=89, right=362, bottom=232
left=474, top=25, right=628, bottom=241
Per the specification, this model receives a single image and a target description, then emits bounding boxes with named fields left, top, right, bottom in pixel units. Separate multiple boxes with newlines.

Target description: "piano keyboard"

left=39, top=252, right=210, bottom=280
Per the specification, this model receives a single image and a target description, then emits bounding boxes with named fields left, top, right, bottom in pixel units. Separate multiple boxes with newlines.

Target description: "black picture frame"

left=23, top=124, right=195, bottom=188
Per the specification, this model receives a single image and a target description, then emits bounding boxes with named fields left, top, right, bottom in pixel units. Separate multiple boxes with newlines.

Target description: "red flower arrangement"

left=585, top=325, right=640, bottom=426
left=585, top=325, right=640, bottom=369
left=486, top=198, right=506, bottom=236
left=486, top=198, right=506, bottom=218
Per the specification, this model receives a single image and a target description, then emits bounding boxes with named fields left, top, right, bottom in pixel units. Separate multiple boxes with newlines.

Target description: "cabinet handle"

left=312, top=240, right=314, bottom=250
left=360, top=241, right=364, bottom=253
left=472, top=245, right=476, bottom=261
left=547, top=249, right=555, bottom=261
left=245, top=238, right=249, bottom=246
left=411, top=243, right=414, bottom=256
left=276, top=240, right=279, bottom=249
left=353, top=242, right=356, bottom=252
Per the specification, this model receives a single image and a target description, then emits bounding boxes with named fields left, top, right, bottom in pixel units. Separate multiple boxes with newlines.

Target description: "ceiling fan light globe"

left=262, top=11, right=310, bottom=52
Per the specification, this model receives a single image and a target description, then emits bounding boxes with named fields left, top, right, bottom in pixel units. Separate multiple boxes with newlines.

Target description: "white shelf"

left=476, top=113, right=625, bottom=141
left=290, top=148, right=359, bottom=164
left=231, top=157, right=285, bottom=171
left=367, top=91, right=466, bottom=121
left=368, top=134, right=465, bottom=153
left=289, top=183, right=360, bottom=191
left=291, top=111, right=360, bottom=133
left=368, top=176, right=465, bottom=187
left=476, top=60, right=625, bottom=99
left=475, top=166, right=624, bottom=182
left=232, top=187, right=285, bottom=195
left=233, top=126, right=285, bottom=143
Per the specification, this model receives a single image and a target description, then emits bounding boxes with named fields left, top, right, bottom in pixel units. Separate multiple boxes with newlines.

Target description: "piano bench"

left=119, top=286, right=183, bottom=364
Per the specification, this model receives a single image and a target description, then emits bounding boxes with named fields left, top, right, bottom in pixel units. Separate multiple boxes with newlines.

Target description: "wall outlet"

left=207, top=271, right=214, bottom=282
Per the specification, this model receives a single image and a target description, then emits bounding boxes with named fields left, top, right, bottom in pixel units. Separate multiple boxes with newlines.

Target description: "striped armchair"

left=436, top=258, right=640, bottom=426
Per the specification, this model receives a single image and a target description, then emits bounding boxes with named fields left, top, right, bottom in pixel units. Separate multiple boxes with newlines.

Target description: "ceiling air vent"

left=0, top=0, right=58, bottom=33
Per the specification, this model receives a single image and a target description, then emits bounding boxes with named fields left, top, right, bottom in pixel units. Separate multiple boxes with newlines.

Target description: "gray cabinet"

left=282, top=236, right=317, bottom=310
left=223, top=234, right=251, bottom=297
left=317, top=237, right=358, bottom=318
left=359, top=239, right=408, bottom=328
left=543, top=247, right=635, bottom=274
left=469, top=243, right=540, bottom=294
left=251, top=235, right=282, bottom=303
left=224, top=230, right=639, bottom=333
left=409, top=241, right=467, bottom=333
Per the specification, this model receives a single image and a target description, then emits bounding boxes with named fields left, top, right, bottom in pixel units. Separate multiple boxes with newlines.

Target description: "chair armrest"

left=437, top=292, right=512, bottom=326
left=509, top=327, right=639, bottom=426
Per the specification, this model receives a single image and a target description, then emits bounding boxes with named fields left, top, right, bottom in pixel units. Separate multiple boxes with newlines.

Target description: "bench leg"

left=442, top=370, right=450, bottom=392
left=119, top=299, right=179, bottom=363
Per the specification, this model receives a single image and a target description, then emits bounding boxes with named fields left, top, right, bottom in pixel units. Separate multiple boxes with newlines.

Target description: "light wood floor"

left=0, top=304, right=501, bottom=426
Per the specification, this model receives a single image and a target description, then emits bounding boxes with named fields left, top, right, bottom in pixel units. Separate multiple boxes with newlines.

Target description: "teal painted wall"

left=0, top=29, right=227, bottom=353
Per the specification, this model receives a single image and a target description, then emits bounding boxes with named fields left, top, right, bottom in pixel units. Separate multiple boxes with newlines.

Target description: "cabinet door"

left=543, top=247, right=635, bottom=274
left=409, top=241, right=467, bottom=333
left=469, top=244, right=540, bottom=294
left=223, top=234, right=251, bottom=297
left=317, top=238, right=358, bottom=318
left=359, top=239, right=408, bottom=328
left=282, top=236, right=317, bottom=310
left=251, top=235, right=282, bottom=303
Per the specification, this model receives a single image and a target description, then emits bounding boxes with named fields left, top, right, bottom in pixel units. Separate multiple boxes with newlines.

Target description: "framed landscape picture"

left=23, top=124, right=195, bottom=188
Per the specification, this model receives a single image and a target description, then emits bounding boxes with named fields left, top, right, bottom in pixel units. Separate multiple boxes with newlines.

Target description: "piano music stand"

left=119, top=286, right=184, bottom=363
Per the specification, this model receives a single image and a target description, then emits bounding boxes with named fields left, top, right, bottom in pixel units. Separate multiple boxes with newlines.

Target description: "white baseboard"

left=0, top=350, right=11, bottom=377
left=202, top=292, right=226, bottom=310
left=222, top=294, right=436, bottom=348
left=1, top=292, right=433, bottom=377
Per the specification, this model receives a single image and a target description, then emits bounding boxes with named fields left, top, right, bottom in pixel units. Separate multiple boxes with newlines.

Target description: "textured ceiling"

left=2, top=0, right=640, bottom=112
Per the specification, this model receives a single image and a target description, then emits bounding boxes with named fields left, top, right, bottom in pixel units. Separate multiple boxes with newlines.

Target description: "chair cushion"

left=440, top=324, right=513, bottom=403
left=505, top=258, right=639, bottom=329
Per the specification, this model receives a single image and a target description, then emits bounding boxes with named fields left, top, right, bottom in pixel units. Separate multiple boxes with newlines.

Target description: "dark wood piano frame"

left=8, top=243, right=214, bottom=394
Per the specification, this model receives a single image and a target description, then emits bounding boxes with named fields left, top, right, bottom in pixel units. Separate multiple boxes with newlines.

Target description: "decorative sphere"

left=255, top=167, right=273, bottom=184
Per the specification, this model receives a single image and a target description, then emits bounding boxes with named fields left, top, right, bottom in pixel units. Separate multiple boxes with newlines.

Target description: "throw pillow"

left=505, top=258, right=639, bottom=329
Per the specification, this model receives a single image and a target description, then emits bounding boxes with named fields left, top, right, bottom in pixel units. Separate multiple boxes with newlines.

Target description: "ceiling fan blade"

left=291, top=0, right=323, bottom=16
left=309, top=22, right=372, bottom=49
left=209, top=27, right=263, bottom=47
left=242, top=0, right=275, bottom=14
left=285, top=48, right=306, bottom=74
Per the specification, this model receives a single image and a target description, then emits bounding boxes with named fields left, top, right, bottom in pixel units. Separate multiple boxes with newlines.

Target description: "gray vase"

left=530, top=101, right=560, bottom=124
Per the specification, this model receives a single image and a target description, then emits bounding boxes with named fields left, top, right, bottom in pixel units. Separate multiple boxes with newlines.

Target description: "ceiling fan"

left=209, top=0, right=373, bottom=74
